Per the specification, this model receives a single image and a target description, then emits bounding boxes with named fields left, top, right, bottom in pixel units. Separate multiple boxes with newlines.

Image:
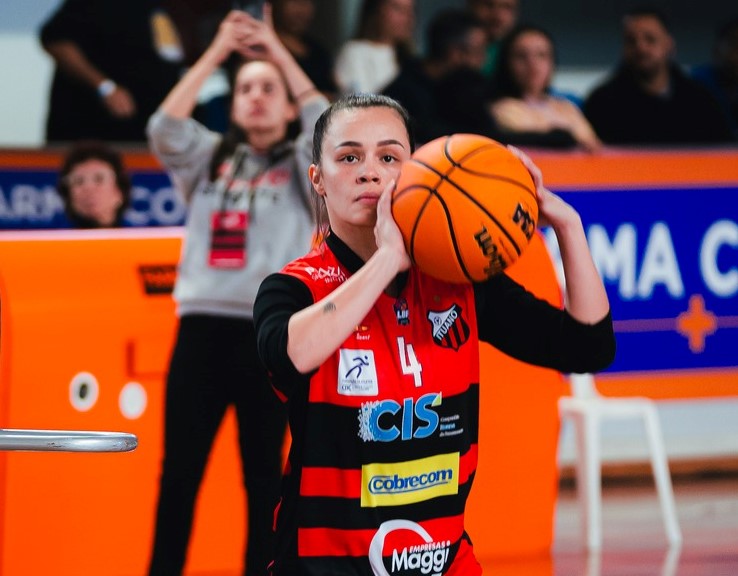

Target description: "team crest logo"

left=393, top=297, right=410, bottom=325
left=427, top=304, right=469, bottom=351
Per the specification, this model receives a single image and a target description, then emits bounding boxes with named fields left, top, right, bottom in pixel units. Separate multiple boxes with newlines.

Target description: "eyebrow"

left=335, top=139, right=407, bottom=149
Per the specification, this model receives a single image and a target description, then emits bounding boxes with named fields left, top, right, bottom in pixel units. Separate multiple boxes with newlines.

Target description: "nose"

left=357, top=160, right=381, bottom=184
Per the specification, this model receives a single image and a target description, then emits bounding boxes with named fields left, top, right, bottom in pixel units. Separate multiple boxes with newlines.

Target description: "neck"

left=636, top=66, right=671, bottom=96
left=247, top=129, right=285, bottom=155
left=523, top=90, right=548, bottom=103
left=332, top=222, right=377, bottom=263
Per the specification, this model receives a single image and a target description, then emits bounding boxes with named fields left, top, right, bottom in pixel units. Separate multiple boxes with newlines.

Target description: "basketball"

left=391, top=133, right=539, bottom=283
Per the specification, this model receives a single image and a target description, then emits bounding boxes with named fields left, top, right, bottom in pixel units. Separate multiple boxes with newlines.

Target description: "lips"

left=356, top=192, right=381, bottom=202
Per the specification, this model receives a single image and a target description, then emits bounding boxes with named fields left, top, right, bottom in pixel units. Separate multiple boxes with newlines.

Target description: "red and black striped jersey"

left=255, top=232, right=615, bottom=575
left=272, top=241, right=483, bottom=575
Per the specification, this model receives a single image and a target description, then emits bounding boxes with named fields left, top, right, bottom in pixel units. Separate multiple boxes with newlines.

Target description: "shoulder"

left=491, top=96, right=523, bottom=111
left=280, top=246, right=347, bottom=292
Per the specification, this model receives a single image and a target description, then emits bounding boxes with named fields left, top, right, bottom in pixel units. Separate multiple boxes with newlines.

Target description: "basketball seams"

left=408, top=157, right=524, bottom=258
left=392, top=134, right=538, bottom=283
left=429, top=189, right=474, bottom=283
left=444, top=138, right=537, bottom=200
left=392, top=180, right=473, bottom=283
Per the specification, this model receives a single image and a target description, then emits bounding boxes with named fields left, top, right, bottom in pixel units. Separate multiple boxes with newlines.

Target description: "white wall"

left=0, top=34, right=53, bottom=146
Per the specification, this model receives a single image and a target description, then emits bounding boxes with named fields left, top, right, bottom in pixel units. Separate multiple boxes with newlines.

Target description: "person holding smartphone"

left=145, top=5, right=328, bottom=575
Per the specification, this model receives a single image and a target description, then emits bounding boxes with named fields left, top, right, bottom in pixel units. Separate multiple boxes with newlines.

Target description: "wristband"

left=97, top=79, right=117, bottom=98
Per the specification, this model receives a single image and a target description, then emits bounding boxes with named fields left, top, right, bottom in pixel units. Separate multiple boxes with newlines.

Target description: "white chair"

left=559, top=373, right=682, bottom=550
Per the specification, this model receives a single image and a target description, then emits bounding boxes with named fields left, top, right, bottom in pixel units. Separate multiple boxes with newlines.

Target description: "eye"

left=381, top=154, right=398, bottom=163
left=341, top=154, right=359, bottom=163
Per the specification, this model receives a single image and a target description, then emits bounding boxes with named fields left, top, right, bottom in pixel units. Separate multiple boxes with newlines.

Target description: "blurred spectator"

left=145, top=8, right=328, bottom=576
left=333, top=0, right=416, bottom=95
left=272, top=0, right=338, bottom=99
left=584, top=8, right=733, bottom=145
left=40, top=0, right=183, bottom=143
left=383, top=9, right=493, bottom=143
left=490, top=25, right=602, bottom=151
left=692, top=17, right=738, bottom=139
left=162, top=0, right=232, bottom=132
left=466, top=0, right=519, bottom=77
left=57, top=141, right=131, bottom=228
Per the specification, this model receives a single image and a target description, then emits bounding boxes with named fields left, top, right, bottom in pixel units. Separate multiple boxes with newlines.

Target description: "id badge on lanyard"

left=209, top=209, right=249, bottom=268
left=207, top=146, right=286, bottom=269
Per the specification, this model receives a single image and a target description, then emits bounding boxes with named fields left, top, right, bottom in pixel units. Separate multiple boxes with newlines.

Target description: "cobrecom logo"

left=360, top=452, right=459, bottom=507
left=368, top=519, right=452, bottom=576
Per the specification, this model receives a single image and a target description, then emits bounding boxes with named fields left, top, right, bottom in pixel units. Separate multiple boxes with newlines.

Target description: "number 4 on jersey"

left=397, top=337, right=423, bottom=387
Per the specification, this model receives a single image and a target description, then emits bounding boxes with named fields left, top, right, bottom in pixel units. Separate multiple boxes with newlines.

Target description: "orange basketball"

left=391, top=133, right=538, bottom=283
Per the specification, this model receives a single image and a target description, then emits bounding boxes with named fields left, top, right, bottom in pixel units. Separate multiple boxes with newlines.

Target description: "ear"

left=309, top=164, right=325, bottom=197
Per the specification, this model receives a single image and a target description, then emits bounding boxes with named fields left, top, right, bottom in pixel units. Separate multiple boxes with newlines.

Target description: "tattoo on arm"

left=322, top=301, right=336, bottom=314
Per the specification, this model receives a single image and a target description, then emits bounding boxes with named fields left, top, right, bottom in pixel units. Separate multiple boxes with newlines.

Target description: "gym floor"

left=480, top=471, right=738, bottom=575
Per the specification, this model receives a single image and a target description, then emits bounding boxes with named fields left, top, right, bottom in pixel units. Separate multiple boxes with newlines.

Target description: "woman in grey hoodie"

left=146, top=7, right=329, bottom=575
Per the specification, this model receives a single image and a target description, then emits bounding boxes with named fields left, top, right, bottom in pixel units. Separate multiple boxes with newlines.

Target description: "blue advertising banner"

left=544, top=185, right=738, bottom=374
left=0, top=168, right=186, bottom=229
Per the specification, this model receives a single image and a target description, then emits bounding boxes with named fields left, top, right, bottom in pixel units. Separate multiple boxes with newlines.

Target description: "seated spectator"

left=489, top=25, right=602, bottom=151
left=584, top=7, right=733, bottom=145
left=39, top=0, right=183, bottom=143
left=692, top=17, right=738, bottom=139
left=383, top=9, right=493, bottom=143
left=272, top=0, right=338, bottom=99
left=57, top=142, right=131, bottom=228
left=466, top=0, right=519, bottom=77
left=333, top=0, right=416, bottom=95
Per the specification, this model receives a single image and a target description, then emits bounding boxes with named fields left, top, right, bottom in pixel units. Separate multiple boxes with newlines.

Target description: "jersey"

left=273, top=242, right=483, bottom=576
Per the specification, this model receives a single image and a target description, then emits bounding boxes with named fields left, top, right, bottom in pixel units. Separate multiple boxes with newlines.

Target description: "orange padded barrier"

left=0, top=229, right=247, bottom=576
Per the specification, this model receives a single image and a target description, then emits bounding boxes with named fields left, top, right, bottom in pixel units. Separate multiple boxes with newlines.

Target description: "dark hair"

left=622, top=7, right=672, bottom=33
left=355, top=0, right=414, bottom=64
left=492, top=24, right=557, bottom=99
left=57, top=141, right=131, bottom=228
left=716, top=16, right=738, bottom=44
left=208, top=58, right=300, bottom=181
left=426, top=9, right=483, bottom=63
left=311, top=93, right=415, bottom=235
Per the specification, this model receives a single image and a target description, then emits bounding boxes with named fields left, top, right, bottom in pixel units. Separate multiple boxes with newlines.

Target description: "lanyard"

left=216, top=144, right=292, bottom=219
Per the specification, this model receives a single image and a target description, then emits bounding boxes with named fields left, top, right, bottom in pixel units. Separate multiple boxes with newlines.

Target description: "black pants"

left=148, top=314, right=287, bottom=576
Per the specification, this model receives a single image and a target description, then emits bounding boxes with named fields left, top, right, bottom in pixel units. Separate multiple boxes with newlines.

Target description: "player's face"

left=231, top=61, right=297, bottom=136
left=310, top=106, right=411, bottom=234
left=508, top=30, right=554, bottom=97
left=66, top=159, right=124, bottom=226
left=622, top=15, right=674, bottom=78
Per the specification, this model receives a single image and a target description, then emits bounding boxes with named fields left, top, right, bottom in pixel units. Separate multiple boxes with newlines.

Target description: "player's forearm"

left=556, top=215, right=610, bottom=323
left=287, top=247, right=405, bottom=373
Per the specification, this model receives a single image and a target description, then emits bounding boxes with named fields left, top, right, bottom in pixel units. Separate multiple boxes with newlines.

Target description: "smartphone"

left=233, top=0, right=265, bottom=20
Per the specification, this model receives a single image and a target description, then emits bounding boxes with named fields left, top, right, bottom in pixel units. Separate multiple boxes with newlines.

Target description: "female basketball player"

left=146, top=7, right=329, bottom=576
left=253, top=93, right=615, bottom=575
